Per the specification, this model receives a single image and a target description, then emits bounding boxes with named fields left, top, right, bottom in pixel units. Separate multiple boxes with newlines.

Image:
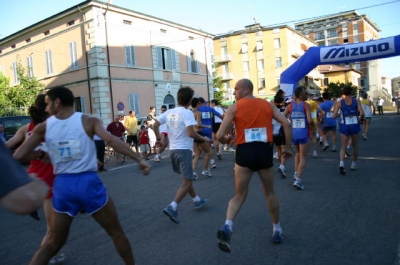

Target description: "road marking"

left=108, top=155, right=169, bottom=171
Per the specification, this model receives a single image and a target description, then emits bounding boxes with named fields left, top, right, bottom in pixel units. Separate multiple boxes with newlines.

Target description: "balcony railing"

left=221, top=73, right=234, bottom=80
left=214, top=54, right=232, bottom=63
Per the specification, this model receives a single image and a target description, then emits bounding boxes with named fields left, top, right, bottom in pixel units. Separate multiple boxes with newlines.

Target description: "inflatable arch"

left=280, top=35, right=400, bottom=96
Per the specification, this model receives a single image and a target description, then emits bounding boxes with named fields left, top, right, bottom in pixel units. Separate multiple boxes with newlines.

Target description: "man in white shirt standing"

left=376, top=96, right=384, bottom=115
left=153, top=87, right=210, bottom=224
left=210, top=99, right=225, bottom=160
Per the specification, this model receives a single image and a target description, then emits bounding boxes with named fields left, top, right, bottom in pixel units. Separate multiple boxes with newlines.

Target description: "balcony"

left=221, top=73, right=234, bottom=80
left=214, top=54, right=232, bottom=63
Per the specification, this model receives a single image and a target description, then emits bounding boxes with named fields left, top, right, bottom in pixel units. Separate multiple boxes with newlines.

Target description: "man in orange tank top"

left=215, top=79, right=293, bottom=253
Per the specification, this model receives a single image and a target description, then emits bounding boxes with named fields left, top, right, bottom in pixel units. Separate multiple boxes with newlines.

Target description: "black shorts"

left=126, top=135, right=138, bottom=145
left=194, top=131, right=205, bottom=143
left=273, top=134, right=286, bottom=146
left=235, top=142, right=273, bottom=171
left=212, top=122, right=221, bottom=134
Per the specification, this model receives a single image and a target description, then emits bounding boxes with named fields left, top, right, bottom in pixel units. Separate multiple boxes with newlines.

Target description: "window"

left=243, top=61, right=249, bottom=72
left=256, top=31, right=262, bottom=36
left=318, top=42, right=326, bottom=47
left=12, top=62, right=19, bottom=84
left=257, top=59, right=264, bottom=71
left=188, top=36, right=194, bottom=40
left=275, top=57, right=282, bottom=68
left=44, top=30, right=50, bottom=36
left=277, top=78, right=281, bottom=86
left=125, top=45, right=136, bottom=66
left=323, top=78, right=329, bottom=86
left=315, top=32, right=324, bottom=40
left=353, top=23, right=358, bottom=31
left=221, top=46, right=228, bottom=55
left=241, top=33, right=247, bottom=39
left=256, top=41, right=263, bottom=51
left=69, top=41, right=78, bottom=69
left=160, top=29, right=167, bottom=33
left=274, top=38, right=280, bottom=49
left=45, top=50, right=53, bottom=74
left=241, top=43, right=248, bottom=54
left=74, top=97, right=86, bottom=113
left=328, top=39, right=338, bottom=46
left=129, top=94, right=140, bottom=116
left=67, top=20, right=75, bottom=26
left=0, top=66, right=4, bottom=74
left=187, top=51, right=200, bottom=73
left=157, top=47, right=177, bottom=70
left=11, top=44, right=16, bottom=49
left=327, top=29, right=337, bottom=38
left=273, top=28, right=280, bottom=34
left=26, top=38, right=31, bottom=43
left=123, top=20, right=132, bottom=25
left=355, top=62, right=361, bottom=70
left=27, top=56, right=34, bottom=77
left=354, top=35, right=359, bottom=43
left=258, top=78, right=265, bottom=88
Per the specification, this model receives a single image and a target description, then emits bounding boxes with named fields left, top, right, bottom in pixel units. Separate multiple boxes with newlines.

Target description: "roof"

left=319, top=65, right=362, bottom=75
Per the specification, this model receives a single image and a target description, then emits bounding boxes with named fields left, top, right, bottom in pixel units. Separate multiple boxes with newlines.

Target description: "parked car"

left=0, top=116, right=31, bottom=148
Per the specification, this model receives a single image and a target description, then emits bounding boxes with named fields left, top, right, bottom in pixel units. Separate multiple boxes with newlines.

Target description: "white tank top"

left=46, top=112, right=97, bottom=174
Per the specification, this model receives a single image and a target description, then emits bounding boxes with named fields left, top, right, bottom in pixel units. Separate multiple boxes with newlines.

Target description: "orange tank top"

left=234, top=98, right=273, bottom=146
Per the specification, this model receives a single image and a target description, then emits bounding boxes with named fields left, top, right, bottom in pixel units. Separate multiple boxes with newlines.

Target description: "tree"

left=0, top=58, right=45, bottom=116
left=323, top=81, right=358, bottom=98
left=212, top=62, right=225, bottom=103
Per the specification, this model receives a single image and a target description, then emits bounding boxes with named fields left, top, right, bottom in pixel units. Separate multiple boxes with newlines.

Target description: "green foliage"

left=323, top=81, right=358, bottom=98
left=212, top=62, right=225, bottom=103
left=0, top=58, right=45, bottom=116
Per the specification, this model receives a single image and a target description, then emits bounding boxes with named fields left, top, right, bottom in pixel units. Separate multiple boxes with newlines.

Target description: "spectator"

left=106, top=116, right=126, bottom=164
left=376, top=96, right=384, bottom=115
left=393, top=92, right=400, bottom=115
left=138, top=125, right=150, bottom=160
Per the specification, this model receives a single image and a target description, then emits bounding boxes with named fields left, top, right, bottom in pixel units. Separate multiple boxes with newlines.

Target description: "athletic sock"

left=192, top=195, right=200, bottom=202
left=273, top=222, right=282, bottom=233
left=225, top=220, right=233, bottom=231
left=170, top=201, right=178, bottom=210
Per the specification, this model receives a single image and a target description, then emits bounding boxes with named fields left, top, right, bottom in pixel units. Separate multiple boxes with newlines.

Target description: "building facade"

left=213, top=24, right=322, bottom=100
left=319, top=65, right=362, bottom=90
left=0, top=0, right=214, bottom=124
left=294, top=10, right=382, bottom=96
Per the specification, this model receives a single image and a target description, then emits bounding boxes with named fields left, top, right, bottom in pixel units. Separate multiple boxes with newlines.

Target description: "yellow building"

left=213, top=23, right=321, bottom=100
left=319, top=65, right=362, bottom=88
left=0, top=0, right=214, bottom=124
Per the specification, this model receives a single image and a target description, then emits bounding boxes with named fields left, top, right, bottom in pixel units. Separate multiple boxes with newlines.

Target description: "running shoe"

left=273, top=152, right=278, bottom=159
left=193, top=172, right=198, bottom=180
left=272, top=230, right=283, bottom=244
left=194, top=198, right=209, bottom=209
left=363, top=135, right=367, bottom=140
left=229, top=148, right=235, bottom=152
left=154, top=155, right=161, bottom=162
left=217, top=152, right=222, bottom=160
left=322, top=143, right=329, bottom=150
left=163, top=205, right=180, bottom=224
left=30, top=211, right=40, bottom=221
left=350, top=161, right=357, bottom=170
left=278, top=167, right=286, bottom=179
left=293, top=179, right=304, bottom=190
left=202, top=170, right=212, bottom=178
left=313, top=151, right=318, bottom=158
left=210, top=163, right=217, bottom=169
left=331, top=146, right=336, bottom=152
left=345, top=148, right=351, bottom=157
left=48, top=252, right=65, bottom=264
left=217, top=225, right=232, bottom=253
left=339, top=165, right=346, bottom=175
left=319, top=137, right=323, bottom=145
left=293, top=172, right=298, bottom=180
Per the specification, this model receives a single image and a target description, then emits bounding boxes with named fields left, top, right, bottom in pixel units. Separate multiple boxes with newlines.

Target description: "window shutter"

left=46, top=50, right=53, bottom=74
left=80, top=96, right=86, bottom=113
left=12, top=62, right=19, bottom=83
left=125, top=45, right=132, bottom=65
left=129, top=94, right=140, bottom=116
left=241, top=43, right=248, bottom=53
left=130, top=46, right=135, bottom=66
left=171, top=49, right=177, bottom=70
left=156, top=47, right=163, bottom=69
left=196, top=60, right=201, bottom=74
left=69, top=42, right=78, bottom=68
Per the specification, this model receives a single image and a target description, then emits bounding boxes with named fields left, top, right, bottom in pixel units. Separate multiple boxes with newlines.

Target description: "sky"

left=1, top=0, right=399, bottom=78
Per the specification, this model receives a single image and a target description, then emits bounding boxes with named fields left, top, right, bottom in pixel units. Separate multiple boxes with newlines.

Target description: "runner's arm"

left=5, top=124, right=28, bottom=149
left=13, top=122, right=47, bottom=163
left=216, top=104, right=236, bottom=143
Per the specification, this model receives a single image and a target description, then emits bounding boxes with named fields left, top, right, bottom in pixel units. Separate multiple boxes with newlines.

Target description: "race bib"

left=50, top=140, right=82, bottom=163
left=167, top=113, right=180, bottom=129
left=201, top=112, right=211, bottom=119
left=292, top=119, right=305, bottom=128
left=326, top=112, right=333, bottom=118
left=244, top=127, right=267, bottom=143
left=311, top=111, right=317, bottom=119
left=345, top=116, right=358, bottom=125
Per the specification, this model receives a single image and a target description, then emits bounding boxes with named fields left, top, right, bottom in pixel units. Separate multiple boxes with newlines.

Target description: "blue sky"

left=1, top=0, right=399, bottom=78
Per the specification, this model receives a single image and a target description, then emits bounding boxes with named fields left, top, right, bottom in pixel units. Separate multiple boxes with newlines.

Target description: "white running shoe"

left=350, top=161, right=357, bottom=170
left=154, top=155, right=161, bottom=162
left=313, top=151, right=318, bottom=158
left=273, top=152, right=279, bottom=159
left=202, top=170, right=212, bottom=177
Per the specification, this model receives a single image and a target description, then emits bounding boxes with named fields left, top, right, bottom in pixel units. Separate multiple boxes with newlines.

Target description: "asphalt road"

left=1, top=113, right=400, bottom=265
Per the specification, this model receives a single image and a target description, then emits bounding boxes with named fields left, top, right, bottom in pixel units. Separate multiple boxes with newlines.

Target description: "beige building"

left=294, top=10, right=382, bottom=96
left=0, top=0, right=214, bottom=124
left=213, top=23, right=322, bottom=100
left=319, top=65, right=362, bottom=89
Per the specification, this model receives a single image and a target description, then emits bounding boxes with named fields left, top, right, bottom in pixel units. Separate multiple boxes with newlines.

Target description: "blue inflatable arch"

left=280, top=35, right=400, bottom=96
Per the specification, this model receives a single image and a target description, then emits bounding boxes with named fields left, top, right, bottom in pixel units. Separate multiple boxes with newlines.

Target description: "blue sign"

left=117, top=102, right=124, bottom=111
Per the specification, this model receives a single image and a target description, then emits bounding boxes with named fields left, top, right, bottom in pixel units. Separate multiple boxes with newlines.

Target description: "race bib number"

left=292, top=119, right=305, bottom=128
left=311, top=111, right=317, bottom=119
left=201, top=112, right=211, bottom=119
left=326, top=112, right=333, bottom=118
left=167, top=113, right=180, bottom=129
left=50, top=140, right=82, bottom=163
left=345, top=116, right=358, bottom=125
left=244, top=127, right=267, bottom=143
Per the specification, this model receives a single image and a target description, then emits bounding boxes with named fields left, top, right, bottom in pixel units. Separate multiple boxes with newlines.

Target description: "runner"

left=332, top=85, right=364, bottom=174
left=272, top=96, right=288, bottom=178
left=153, top=87, right=210, bottom=224
left=210, top=99, right=225, bottom=160
left=319, top=92, right=337, bottom=151
left=360, top=92, right=373, bottom=140
left=216, top=79, right=292, bottom=253
left=154, top=105, right=168, bottom=162
left=14, top=86, right=150, bottom=265
left=306, top=96, right=324, bottom=158
left=283, top=86, right=314, bottom=190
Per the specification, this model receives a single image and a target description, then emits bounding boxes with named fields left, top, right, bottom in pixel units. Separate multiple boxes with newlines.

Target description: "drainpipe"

left=78, top=5, right=93, bottom=114
left=204, top=36, right=211, bottom=102
left=103, top=4, right=115, bottom=118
